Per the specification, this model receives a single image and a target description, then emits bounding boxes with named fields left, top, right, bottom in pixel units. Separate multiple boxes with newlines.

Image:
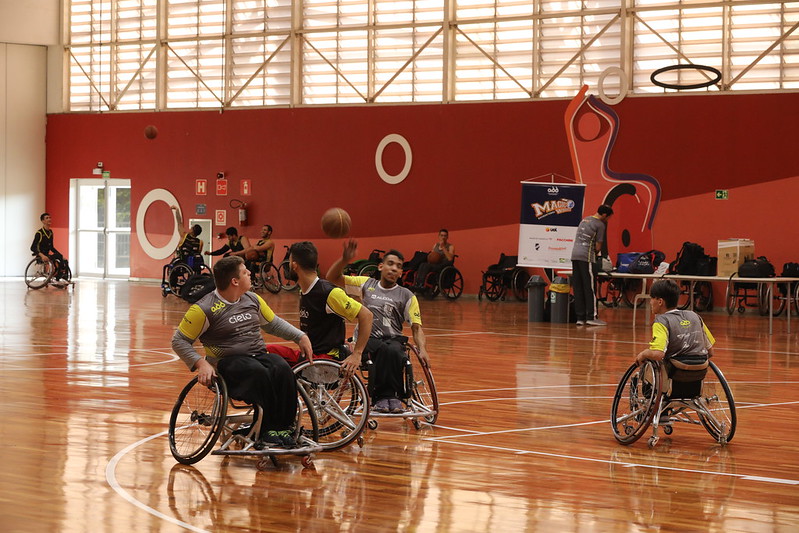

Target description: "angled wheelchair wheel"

left=611, top=360, right=662, bottom=445
left=400, top=269, right=416, bottom=288
left=725, top=282, right=738, bottom=315
left=295, top=378, right=320, bottom=446
left=279, top=260, right=299, bottom=291
left=439, top=266, right=463, bottom=300
left=358, top=263, right=378, bottom=279
left=169, top=376, right=228, bottom=465
left=25, top=258, right=55, bottom=289
left=406, top=345, right=438, bottom=425
left=259, top=262, right=282, bottom=294
left=697, top=361, right=736, bottom=444
left=169, top=263, right=194, bottom=296
left=294, top=360, right=369, bottom=451
left=480, top=273, right=504, bottom=301
left=512, top=268, right=530, bottom=302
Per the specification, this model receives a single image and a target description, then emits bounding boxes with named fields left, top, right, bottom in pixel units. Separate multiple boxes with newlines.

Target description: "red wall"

left=45, top=92, right=799, bottom=293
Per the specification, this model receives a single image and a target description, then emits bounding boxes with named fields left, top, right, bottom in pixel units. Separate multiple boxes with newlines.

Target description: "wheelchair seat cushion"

left=667, top=354, right=709, bottom=383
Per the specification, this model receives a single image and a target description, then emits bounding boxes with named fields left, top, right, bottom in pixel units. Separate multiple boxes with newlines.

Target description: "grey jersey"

left=651, top=309, right=714, bottom=360
left=344, top=276, right=421, bottom=339
left=571, top=215, right=606, bottom=262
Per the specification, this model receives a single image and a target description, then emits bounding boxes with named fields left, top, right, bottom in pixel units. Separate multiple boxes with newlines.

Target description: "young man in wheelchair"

left=267, top=241, right=372, bottom=377
left=635, top=279, right=715, bottom=397
left=31, top=212, right=70, bottom=286
left=327, top=240, right=430, bottom=413
left=171, top=255, right=313, bottom=447
left=171, top=205, right=205, bottom=270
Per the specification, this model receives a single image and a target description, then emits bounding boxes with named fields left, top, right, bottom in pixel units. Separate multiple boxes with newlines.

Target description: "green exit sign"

left=715, top=189, right=728, bottom=200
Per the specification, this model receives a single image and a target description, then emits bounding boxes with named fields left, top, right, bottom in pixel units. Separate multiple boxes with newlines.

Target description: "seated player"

left=327, top=240, right=430, bottom=413
left=412, top=229, right=455, bottom=292
left=31, top=212, right=70, bottom=286
left=267, top=241, right=372, bottom=378
left=205, top=226, right=250, bottom=258
left=171, top=256, right=313, bottom=447
left=171, top=205, right=205, bottom=269
left=635, top=280, right=715, bottom=394
left=234, top=224, right=274, bottom=273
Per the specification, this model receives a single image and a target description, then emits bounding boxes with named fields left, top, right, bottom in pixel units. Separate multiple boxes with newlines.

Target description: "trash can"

left=550, top=275, right=571, bottom=323
left=527, top=275, right=547, bottom=322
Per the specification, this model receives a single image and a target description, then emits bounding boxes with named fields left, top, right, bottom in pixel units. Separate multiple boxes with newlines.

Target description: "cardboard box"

left=718, top=239, right=755, bottom=277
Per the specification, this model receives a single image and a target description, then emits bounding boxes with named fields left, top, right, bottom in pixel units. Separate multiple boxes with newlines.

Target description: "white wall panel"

left=0, top=0, right=60, bottom=46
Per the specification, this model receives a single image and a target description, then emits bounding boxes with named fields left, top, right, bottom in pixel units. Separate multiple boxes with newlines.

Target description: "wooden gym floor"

left=1, top=279, right=798, bottom=532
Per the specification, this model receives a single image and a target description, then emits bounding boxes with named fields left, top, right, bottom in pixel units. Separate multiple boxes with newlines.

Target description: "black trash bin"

left=550, top=276, right=571, bottom=323
left=527, top=275, right=547, bottom=322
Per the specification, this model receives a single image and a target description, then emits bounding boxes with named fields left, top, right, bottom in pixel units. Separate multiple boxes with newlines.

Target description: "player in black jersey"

left=30, top=213, right=69, bottom=286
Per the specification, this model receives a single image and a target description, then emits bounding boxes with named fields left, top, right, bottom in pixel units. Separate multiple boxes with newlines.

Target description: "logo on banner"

left=547, top=186, right=559, bottom=195
left=545, top=227, right=558, bottom=232
left=531, top=198, right=576, bottom=219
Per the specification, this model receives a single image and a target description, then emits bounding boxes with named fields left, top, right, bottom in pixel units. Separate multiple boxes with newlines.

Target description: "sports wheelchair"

left=161, top=255, right=211, bottom=298
left=277, top=245, right=299, bottom=292
left=408, top=255, right=464, bottom=300
left=25, top=255, right=72, bottom=289
left=611, top=358, right=736, bottom=448
left=247, top=256, right=281, bottom=294
left=725, top=277, right=797, bottom=316
left=168, top=374, right=321, bottom=470
left=478, top=253, right=530, bottom=302
left=344, top=248, right=384, bottom=278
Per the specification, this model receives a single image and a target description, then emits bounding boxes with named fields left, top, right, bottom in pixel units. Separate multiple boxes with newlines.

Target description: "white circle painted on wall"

left=597, top=67, right=628, bottom=106
left=375, top=134, right=412, bottom=185
left=136, top=189, right=181, bottom=260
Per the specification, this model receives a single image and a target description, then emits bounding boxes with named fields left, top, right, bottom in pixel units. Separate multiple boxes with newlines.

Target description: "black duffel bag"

left=782, top=262, right=799, bottom=278
left=739, top=256, right=775, bottom=278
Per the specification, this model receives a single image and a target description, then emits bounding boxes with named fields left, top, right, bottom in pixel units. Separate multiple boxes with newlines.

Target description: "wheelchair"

left=277, top=245, right=299, bottom=292
left=725, top=278, right=772, bottom=316
left=168, top=374, right=322, bottom=470
left=412, top=255, right=464, bottom=300
left=478, top=253, right=530, bottom=302
left=292, top=358, right=371, bottom=451
left=344, top=248, right=384, bottom=278
left=360, top=342, right=439, bottom=431
left=247, top=256, right=281, bottom=294
left=611, top=358, right=736, bottom=448
left=25, top=256, right=72, bottom=289
left=399, top=251, right=429, bottom=288
left=161, top=255, right=211, bottom=297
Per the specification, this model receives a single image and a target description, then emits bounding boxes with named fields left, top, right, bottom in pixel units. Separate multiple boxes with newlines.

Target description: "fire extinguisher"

left=230, top=199, right=247, bottom=226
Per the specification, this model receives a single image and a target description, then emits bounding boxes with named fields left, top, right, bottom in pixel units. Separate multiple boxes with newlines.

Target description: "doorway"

left=70, top=178, right=132, bottom=278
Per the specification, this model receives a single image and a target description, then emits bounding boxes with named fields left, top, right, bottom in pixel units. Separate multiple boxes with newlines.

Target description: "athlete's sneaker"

left=274, top=429, right=297, bottom=447
left=388, top=398, right=405, bottom=413
left=373, top=398, right=391, bottom=413
left=586, top=319, right=607, bottom=326
left=575, top=320, right=586, bottom=326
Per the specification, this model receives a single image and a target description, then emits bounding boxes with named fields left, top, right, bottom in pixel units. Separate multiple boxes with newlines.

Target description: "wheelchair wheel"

left=610, top=360, right=662, bottom=445
left=757, top=283, right=780, bottom=316
left=59, top=263, right=73, bottom=284
left=512, top=268, right=530, bottom=302
left=678, top=281, right=713, bottom=312
left=439, top=266, right=463, bottom=300
left=725, top=282, right=737, bottom=315
left=279, top=260, right=299, bottom=291
left=294, top=359, right=369, bottom=451
left=259, top=262, right=282, bottom=294
left=400, top=269, right=416, bottom=288
left=480, top=273, right=504, bottom=301
left=358, top=263, right=378, bottom=279
left=621, top=279, right=644, bottom=308
left=295, top=378, right=320, bottom=446
left=169, top=375, right=228, bottom=465
left=406, top=345, right=438, bottom=425
left=169, top=263, right=194, bottom=296
left=697, top=361, right=736, bottom=444
left=24, top=258, right=55, bottom=289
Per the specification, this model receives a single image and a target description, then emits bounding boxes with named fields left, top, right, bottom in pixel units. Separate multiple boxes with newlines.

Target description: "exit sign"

left=715, top=189, right=728, bottom=200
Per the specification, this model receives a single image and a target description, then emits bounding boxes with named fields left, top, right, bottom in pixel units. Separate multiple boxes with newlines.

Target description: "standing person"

left=269, top=241, right=373, bottom=378
left=327, top=240, right=430, bottom=413
left=170, top=205, right=205, bottom=268
left=171, top=255, right=313, bottom=447
left=31, top=212, right=69, bottom=287
left=205, top=226, right=250, bottom=258
left=571, top=204, right=613, bottom=326
left=412, top=229, right=455, bottom=292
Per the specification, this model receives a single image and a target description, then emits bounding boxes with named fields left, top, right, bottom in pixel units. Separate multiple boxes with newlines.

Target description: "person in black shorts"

left=31, top=212, right=69, bottom=287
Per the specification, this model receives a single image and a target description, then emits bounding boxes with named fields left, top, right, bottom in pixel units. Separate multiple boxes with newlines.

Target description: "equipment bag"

left=782, top=262, right=799, bottom=278
left=616, top=252, right=640, bottom=273
left=739, top=256, right=775, bottom=278
left=180, top=273, right=216, bottom=303
left=669, top=242, right=706, bottom=275
left=629, top=252, right=655, bottom=274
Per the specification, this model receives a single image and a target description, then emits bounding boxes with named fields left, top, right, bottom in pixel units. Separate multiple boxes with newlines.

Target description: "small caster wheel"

left=663, top=425, right=673, bottom=435
left=368, top=420, right=378, bottom=430
left=737, top=307, right=745, bottom=314
left=648, top=436, right=659, bottom=448
left=719, top=435, right=728, bottom=446
left=412, top=419, right=422, bottom=430
left=257, top=458, right=270, bottom=470
left=161, top=287, right=169, bottom=297
left=301, top=455, right=314, bottom=469
left=357, top=436, right=364, bottom=447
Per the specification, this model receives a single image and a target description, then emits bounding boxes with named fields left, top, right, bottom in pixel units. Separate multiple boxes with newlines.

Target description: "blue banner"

left=518, top=183, right=585, bottom=268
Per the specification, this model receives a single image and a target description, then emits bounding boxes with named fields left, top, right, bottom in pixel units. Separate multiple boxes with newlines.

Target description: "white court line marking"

left=440, top=396, right=614, bottom=407
left=431, top=419, right=610, bottom=440
left=439, top=381, right=799, bottom=395
left=106, top=431, right=211, bottom=533
left=0, top=350, right=179, bottom=371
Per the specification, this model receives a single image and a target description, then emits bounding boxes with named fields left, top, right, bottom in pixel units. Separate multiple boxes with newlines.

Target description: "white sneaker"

left=575, top=320, right=585, bottom=326
left=586, top=319, right=607, bottom=326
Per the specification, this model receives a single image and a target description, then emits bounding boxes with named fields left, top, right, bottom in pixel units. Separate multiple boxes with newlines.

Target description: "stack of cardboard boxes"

left=718, top=239, right=755, bottom=277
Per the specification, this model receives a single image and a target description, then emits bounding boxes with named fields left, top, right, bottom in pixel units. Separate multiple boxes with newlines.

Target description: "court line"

left=106, top=431, right=211, bottom=533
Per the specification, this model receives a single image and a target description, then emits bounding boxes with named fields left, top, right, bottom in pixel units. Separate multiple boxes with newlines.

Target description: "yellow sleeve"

left=343, top=275, right=369, bottom=297
left=408, top=295, right=422, bottom=326
left=255, top=293, right=276, bottom=323
left=326, top=287, right=362, bottom=321
left=177, top=304, right=208, bottom=341
left=649, top=322, right=668, bottom=352
left=703, top=322, right=715, bottom=348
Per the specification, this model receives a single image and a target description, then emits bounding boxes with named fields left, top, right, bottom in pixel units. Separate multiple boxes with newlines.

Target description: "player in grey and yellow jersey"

left=172, top=255, right=312, bottom=447
left=327, top=240, right=430, bottom=414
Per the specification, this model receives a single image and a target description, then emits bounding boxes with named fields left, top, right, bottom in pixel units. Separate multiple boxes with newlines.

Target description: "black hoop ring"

left=650, top=64, right=721, bottom=90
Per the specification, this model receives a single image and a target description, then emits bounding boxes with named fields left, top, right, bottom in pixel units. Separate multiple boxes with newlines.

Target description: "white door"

left=71, top=179, right=131, bottom=278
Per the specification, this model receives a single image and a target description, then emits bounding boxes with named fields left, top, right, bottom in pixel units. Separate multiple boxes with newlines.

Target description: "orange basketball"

left=427, top=251, right=442, bottom=264
left=321, top=207, right=351, bottom=238
left=144, top=125, right=158, bottom=139
left=245, top=250, right=259, bottom=261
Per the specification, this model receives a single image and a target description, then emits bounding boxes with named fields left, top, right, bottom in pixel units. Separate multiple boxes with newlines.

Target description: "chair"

left=610, top=358, right=736, bottom=448
left=413, top=255, right=464, bottom=300
left=168, top=374, right=321, bottom=469
left=478, top=253, right=530, bottom=302
left=161, top=254, right=211, bottom=297
left=344, top=249, right=385, bottom=278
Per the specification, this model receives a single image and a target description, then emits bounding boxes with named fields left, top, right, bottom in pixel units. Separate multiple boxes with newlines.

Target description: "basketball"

left=427, top=251, right=443, bottom=264
left=321, top=207, right=351, bottom=238
left=144, top=125, right=158, bottom=139
left=245, top=250, right=259, bottom=261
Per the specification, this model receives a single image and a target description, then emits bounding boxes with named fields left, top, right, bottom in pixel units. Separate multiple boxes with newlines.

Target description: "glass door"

left=72, top=179, right=131, bottom=278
